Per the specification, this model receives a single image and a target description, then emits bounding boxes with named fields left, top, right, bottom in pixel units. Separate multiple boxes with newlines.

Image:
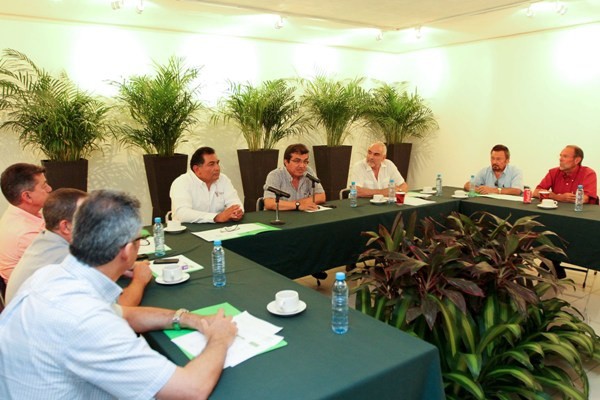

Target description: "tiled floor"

left=296, top=265, right=600, bottom=398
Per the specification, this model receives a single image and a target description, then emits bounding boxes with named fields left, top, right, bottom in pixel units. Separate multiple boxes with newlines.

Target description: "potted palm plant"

left=364, top=82, right=438, bottom=181
left=112, top=56, right=204, bottom=220
left=352, top=211, right=599, bottom=399
left=212, top=79, right=309, bottom=210
left=0, top=49, right=109, bottom=190
left=300, top=75, right=369, bottom=200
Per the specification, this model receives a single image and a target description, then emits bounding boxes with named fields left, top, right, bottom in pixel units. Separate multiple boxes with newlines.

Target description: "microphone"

left=264, top=185, right=290, bottom=198
left=305, top=172, right=320, bottom=184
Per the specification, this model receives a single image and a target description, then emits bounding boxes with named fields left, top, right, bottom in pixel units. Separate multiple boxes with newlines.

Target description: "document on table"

left=481, top=194, right=523, bottom=202
left=165, top=303, right=287, bottom=368
left=403, top=196, right=436, bottom=206
left=149, top=254, right=204, bottom=277
left=192, top=222, right=281, bottom=242
left=138, top=236, right=172, bottom=255
left=305, top=205, right=332, bottom=213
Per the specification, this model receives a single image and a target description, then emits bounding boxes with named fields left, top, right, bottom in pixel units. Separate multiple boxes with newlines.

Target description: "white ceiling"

left=1, top=0, right=600, bottom=53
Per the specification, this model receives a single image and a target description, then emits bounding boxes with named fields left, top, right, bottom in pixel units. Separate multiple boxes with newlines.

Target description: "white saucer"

left=370, top=199, right=388, bottom=205
left=452, top=194, right=468, bottom=199
left=155, top=272, right=190, bottom=285
left=267, top=300, right=307, bottom=316
left=164, top=226, right=186, bottom=234
left=537, top=204, right=558, bottom=209
left=421, top=190, right=437, bottom=195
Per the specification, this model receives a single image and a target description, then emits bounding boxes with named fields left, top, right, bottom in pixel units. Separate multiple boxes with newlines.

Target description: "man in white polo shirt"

left=350, top=141, right=408, bottom=197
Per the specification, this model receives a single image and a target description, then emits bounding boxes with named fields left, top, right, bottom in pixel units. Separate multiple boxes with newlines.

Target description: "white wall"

left=1, top=16, right=599, bottom=221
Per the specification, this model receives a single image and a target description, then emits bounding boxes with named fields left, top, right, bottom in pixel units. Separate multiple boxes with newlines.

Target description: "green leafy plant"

left=112, top=56, right=203, bottom=156
left=351, top=211, right=599, bottom=399
left=364, top=82, right=438, bottom=144
left=300, top=75, right=369, bottom=147
left=211, top=79, right=309, bottom=151
left=0, top=48, right=109, bottom=161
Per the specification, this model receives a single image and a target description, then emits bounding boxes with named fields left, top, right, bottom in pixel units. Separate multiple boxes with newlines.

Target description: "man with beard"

left=464, top=144, right=523, bottom=195
left=350, top=141, right=408, bottom=198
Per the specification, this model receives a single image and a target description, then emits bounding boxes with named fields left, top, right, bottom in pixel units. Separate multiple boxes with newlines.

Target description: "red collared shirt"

left=536, top=165, right=598, bottom=204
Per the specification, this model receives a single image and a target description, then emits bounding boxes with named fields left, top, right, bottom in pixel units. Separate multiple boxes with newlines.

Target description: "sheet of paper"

left=149, top=254, right=204, bottom=277
left=403, top=196, right=436, bottom=206
left=170, top=311, right=285, bottom=368
left=407, top=192, right=432, bottom=199
left=192, top=222, right=280, bottom=242
left=481, top=194, right=524, bottom=202
left=138, top=236, right=172, bottom=255
left=305, top=205, right=332, bottom=213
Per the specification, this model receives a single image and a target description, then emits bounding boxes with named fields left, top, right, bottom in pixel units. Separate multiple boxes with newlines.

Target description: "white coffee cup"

left=162, top=264, right=183, bottom=282
left=373, top=194, right=384, bottom=202
left=423, top=186, right=433, bottom=192
left=454, top=190, right=467, bottom=197
left=165, top=211, right=182, bottom=230
left=275, top=290, right=299, bottom=313
left=541, top=199, right=558, bottom=207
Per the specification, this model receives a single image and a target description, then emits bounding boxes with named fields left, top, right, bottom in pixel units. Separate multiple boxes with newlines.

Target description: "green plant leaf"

left=443, top=372, right=485, bottom=400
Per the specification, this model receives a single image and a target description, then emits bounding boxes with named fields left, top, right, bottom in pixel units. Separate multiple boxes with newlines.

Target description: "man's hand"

left=299, top=198, right=319, bottom=211
left=131, top=260, right=153, bottom=285
left=214, top=205, right=244, bottom=223
left=200, top=308, right=237, bottom=348
left=553, top=192, right=577, bottom=203
left=475, top=185, right=496, bottom=194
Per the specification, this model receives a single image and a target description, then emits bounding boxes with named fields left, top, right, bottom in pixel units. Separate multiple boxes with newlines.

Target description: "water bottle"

left=349, top=181, right=357, bottom=208
left=388, top=179, right=395, bottom=203
left=575, top=184, right=584, bottom=212
left=435, top=174, right=443, bottom=196
left=153, top=217, right=165, bottom=257
left=469, top=175, right=476, bottom=197
left=212, top=239, right=226, bottom=287
left=331, top=272, right=349, bottom=334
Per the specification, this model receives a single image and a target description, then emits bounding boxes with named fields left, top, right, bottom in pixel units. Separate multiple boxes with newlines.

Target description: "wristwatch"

left=172, top=308, right=189, bottom=330
left=497, top=187, right=502, bottom=194
left=295, top=201, right=300, bottom=211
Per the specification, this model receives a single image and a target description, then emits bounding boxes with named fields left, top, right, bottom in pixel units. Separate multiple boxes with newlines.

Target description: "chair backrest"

left=256, top=197, right=265, bottom=211
left=339, top=188, right=350, bottom=200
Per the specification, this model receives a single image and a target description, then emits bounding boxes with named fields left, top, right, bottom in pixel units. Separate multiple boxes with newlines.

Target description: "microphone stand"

left=271, top=194, right=285, bottom=225
left=311, top=180, right=316, bottom=204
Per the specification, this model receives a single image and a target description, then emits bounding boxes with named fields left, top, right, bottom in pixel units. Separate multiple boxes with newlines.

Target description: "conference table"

left=140, top=233, right=445, bottom=400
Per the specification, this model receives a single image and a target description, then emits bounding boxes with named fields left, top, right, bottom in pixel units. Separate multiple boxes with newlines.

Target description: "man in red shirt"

left=534, top=145, right=598, bottom=204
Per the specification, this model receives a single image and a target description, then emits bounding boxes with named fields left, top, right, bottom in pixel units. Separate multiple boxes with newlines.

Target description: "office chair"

left=256, top=197, right=265, bottom=212
left=339, top=188, right=350, bottom=200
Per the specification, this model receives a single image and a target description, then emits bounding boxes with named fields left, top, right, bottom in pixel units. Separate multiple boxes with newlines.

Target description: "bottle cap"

left=389, top=179, right=394, bottom=183
left=351, top=181, right=355, bottom=185
left=335, top=272, right=345, bottom=280
left=214, top=240, right=222, bottom=246
left=154, top=217, right=161, bottom=223
left=578, top=184, right=583, bottom=188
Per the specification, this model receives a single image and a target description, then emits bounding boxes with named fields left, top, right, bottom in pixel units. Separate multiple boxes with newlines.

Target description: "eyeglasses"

left=220, top=225, right=239, bottom=233
left=123, top=236, right=151, bottom=248
left=290, top=158, right=309, bottom=165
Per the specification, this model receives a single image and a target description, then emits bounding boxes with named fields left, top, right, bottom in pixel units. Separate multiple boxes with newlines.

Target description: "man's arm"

left=118, top=261, right=152, bottom=306
left=264, top=193, right=325, bottom=211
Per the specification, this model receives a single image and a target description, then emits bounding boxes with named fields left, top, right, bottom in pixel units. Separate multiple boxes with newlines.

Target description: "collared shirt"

left=537, top=165, right=598, bottom=204
left=0, top=204, right=45, bottom=282
left=170, top=169, right=243, bottom=223
left=350, top=159, right=405, bottom=189
left=0, top=254, right=176, bottom=399
left=5, top=230, right=68, bottom=304
left=263, top=166, right=324, bottom=201
left=473, top=164, right=523, bottom=190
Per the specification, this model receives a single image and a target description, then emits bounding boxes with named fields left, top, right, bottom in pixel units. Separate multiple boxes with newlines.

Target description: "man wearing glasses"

left=0, top=163, right=52, bottom=287
left=0, top=190, right=237, bottom=399
left=263, top=143, right=326, bottom=211
left=464, top=144, right=523, bottom=195
left=170, top=146, right=244, bottom=223
left=5, top=188, right=152, bottom=306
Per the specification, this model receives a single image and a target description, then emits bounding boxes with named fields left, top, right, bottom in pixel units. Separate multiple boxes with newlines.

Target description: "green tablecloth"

left=141, top=253, right=445, bottom=400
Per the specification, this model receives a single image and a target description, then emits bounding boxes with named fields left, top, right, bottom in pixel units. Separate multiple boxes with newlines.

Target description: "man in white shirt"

left=0, top=190, right=237, bottom=399
left=170, top=147, right=244, bottom=223
left=0, top=163, right=52, bottom=284
left=350, top=142, right=408, bottom=197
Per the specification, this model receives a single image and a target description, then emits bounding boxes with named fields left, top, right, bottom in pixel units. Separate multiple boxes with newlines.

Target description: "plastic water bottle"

left=349, top=181, right=357, bottom=208
left=435, top=174, right=443, bottom=196
left=388, top=179, right=395, bottom=203
left=212, top=240, right=226, bottom=287
left=469, top=175, right=476, bottom=197
left=331, top=272, right=349, bottom=334
left=153, top=217, right=165, bottom=257
left=575, top=184, right=584, bottom=212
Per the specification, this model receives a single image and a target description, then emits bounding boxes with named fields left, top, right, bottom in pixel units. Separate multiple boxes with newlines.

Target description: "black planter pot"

left=386, top=143, right=412, bottom=182
left=237, top=149, right=279, bottom=211
left=143, top=153, right=188, bottom=222
left=42, top=159, right=88, bottom=191
left=312, top=145, right=352, bottom=201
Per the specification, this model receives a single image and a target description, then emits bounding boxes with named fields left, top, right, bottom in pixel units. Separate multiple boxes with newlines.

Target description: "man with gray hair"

left=5, top=188, right=153, bottom=305
left=350, top=141, right=408, bottom=197
left=0, top=190, right=237, bottom=399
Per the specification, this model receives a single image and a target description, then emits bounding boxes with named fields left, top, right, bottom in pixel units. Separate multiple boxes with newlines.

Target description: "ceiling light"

left=136, top=0, right=144, bottom=14
left=525, top=4, right=535, bottom=17
left=413, top=26, right=422, bottom=40
left=111, top=0, right=124, bottom=10
left=555, top=1, right=568, bottom=15
left=275, top=16, right=285, bottom=29
left=375, top=30, right=384, bottom=41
